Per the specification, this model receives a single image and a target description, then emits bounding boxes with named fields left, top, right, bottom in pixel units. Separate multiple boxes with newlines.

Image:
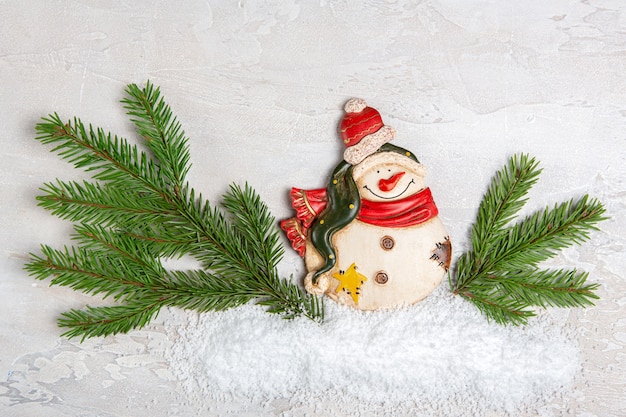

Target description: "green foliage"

left=452, top=154, right=606, bottom=325
left=26, top=81, right=605, bottom=338
left=26, top=81, right=323, bottom=341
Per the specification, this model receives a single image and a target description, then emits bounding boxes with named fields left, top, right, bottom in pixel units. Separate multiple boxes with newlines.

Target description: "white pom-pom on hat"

left=344, top=98, right=367, bottom=113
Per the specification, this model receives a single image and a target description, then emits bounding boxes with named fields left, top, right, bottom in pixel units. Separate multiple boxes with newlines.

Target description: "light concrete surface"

left=1, top=1, right=625, bottom=416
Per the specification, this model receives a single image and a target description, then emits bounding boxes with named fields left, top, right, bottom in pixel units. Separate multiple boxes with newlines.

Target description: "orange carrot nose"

left=378, top=172, right=405, bottom=192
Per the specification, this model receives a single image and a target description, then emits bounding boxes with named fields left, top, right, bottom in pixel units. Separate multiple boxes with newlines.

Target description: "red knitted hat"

left=340, top=99, right=384, bottom=146
left=339, top=98, right=395, bottom=165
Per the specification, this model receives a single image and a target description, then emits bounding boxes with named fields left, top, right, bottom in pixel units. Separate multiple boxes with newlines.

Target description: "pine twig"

left=26, top=81, right=323, bottom=340
left=452, top=154, right=606, bottom=325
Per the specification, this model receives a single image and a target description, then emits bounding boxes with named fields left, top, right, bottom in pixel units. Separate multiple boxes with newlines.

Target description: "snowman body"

left=303, top=151, right=450, bottom=310
left=305, top=217, right=449, bottom=309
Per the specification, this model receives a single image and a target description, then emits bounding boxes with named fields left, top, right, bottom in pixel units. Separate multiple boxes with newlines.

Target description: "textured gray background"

left=1, top=1, right=625, bottom=416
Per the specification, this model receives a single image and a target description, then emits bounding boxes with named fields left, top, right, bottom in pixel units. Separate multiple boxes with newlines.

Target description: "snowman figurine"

left=281, top=98, right=451, bottom=310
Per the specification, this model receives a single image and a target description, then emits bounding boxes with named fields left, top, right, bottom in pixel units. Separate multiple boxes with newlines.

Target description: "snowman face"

left=352, top=152, right=427, bottom=202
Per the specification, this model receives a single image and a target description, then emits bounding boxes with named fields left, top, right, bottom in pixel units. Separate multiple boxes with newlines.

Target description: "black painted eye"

left=376, top=170, right=379, bottom=173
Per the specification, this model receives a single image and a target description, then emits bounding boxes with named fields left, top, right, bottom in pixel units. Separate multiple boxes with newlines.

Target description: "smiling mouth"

left=364, top=179, right=415, bottom=200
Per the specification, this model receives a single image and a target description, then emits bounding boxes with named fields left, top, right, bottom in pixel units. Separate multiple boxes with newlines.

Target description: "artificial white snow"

left=165, top=285, right=580, bottom=416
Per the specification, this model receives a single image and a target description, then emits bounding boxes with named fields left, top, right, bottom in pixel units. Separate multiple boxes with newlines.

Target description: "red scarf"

left=357, top=187, right=438, bottom=227
left=281, top=187, right=438, bottom=257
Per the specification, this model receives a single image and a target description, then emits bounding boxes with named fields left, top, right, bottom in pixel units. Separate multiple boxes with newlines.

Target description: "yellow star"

left=333, top=263, right=367, bottom=304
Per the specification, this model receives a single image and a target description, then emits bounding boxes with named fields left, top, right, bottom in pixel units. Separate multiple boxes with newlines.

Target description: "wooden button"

left=374, top=271, right=389, bottom=285
left=380, top=236, right=395, bottom=250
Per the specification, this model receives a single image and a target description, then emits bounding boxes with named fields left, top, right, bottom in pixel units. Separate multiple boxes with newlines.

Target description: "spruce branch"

left=37, top=179, right=177, bottom=227
left=35, top=114, right=165, bottom=194
left=470, top=154, right=541, bottom=258
left=26, top=81, right=323, bottom=340
left=496, top=268, right=599, bottom=309
left=26, top=244, right=152, bottom=301
left=452, top=154, right=606, bottom=325
left=58, top=301, right=163, bottom=341
left=122, top=81, right=191, bottom=186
